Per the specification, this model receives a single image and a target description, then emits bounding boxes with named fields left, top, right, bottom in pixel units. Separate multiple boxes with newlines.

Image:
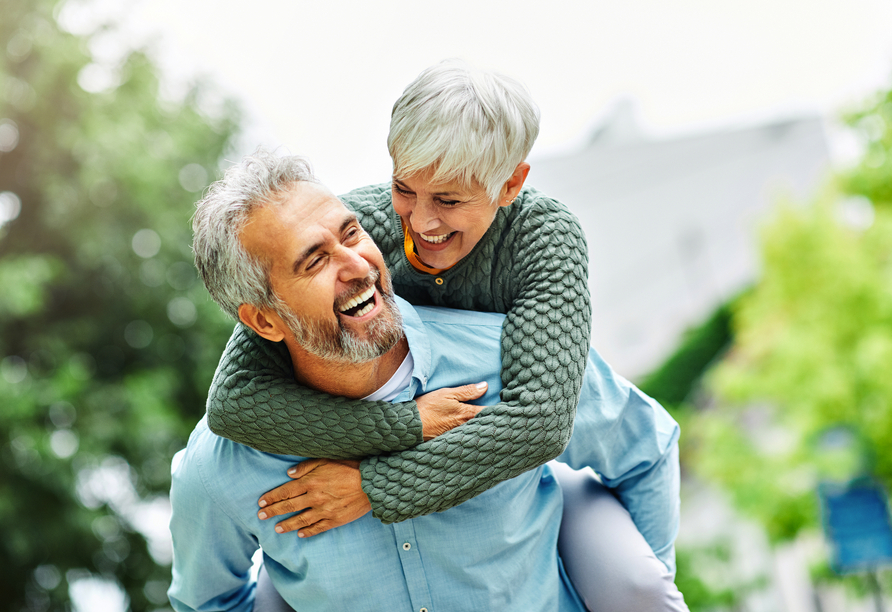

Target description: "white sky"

left=113, top=0, right=892, bottom=194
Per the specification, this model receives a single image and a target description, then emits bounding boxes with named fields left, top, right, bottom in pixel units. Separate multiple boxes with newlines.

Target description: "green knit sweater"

left=206, top=183, right=591, bottom=523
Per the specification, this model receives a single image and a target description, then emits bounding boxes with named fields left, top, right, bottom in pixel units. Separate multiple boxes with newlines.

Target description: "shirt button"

left=402, top=542, right=411, bottom=550
left=435, top=277, right=444, bottom=285
left=420, top=609, right=428, bottom=612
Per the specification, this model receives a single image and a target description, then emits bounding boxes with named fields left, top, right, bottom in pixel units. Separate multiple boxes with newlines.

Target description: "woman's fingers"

left=445, top=381, right=488, bottom=401
left=416, top=383, right=487, bottom=440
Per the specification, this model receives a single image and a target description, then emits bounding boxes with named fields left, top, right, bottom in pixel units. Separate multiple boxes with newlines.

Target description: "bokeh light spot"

left=167, top=297, right=197, bottom=327
left=124, top=320, right=153, bottom=349
left=50, top=429, right=79, bottom=459
left=33, top=565, right=61, bottom=591
left=49, top=401, right=77, bottom=428
left=1, top=355, right=28, bottom=384
left=179, top=163, right=208, bottom=192
left=0, top=191, right=22, bottom=226
left=131, top=229, right=161, bottom=258
left=77, top=63, right=120, bottom=93
left=0, top=119, right=19, bottom=152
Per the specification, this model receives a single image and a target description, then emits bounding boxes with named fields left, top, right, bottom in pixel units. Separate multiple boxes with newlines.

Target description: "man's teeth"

left=352, top=302, right=375, bottom=317
left=339, top=286, right=375, bottom=313
left=421, top=232, right=451, bottom=244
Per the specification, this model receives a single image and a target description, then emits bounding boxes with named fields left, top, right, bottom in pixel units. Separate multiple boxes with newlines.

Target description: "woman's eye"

left=393, top=184, right=411, bottom=196
left=437, top=199, right=459, bottom=207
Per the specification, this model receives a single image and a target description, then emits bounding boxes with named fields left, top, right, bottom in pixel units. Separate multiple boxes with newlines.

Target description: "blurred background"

left=2, top=0, right=892, bottom=610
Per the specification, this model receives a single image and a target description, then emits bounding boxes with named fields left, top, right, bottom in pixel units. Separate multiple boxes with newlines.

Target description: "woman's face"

left=391, top=169, right=509, bottom=270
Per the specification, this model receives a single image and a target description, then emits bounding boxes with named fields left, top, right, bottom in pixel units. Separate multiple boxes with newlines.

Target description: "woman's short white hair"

left=192, top=148, right=317, bottom=320
left=388, top=59, right=540, bottom=202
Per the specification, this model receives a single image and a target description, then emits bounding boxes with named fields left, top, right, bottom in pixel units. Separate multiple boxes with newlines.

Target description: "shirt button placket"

left=392, top=522, right=433, bottom=612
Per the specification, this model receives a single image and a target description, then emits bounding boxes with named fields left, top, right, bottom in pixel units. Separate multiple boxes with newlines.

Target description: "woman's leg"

left=550, top=461, right=689, bottom=612
left=253, top=563, right=296, bottom=612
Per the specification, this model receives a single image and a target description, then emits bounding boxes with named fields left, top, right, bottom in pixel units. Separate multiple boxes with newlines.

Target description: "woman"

left=206, top=60, right=686, bottom=611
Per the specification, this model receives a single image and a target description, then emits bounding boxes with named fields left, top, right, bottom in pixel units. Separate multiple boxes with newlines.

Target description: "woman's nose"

left=409, top=199, right=440, bottom=234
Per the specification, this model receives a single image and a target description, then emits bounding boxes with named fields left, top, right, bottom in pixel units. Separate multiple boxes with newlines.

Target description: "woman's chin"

left=416, top=246, right=460, bottom=270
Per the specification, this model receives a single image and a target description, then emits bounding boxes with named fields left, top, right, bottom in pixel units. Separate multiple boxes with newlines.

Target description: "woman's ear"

left=238, top=303, right=287, bottom=342
left=499, top=162, right=531, bottom=207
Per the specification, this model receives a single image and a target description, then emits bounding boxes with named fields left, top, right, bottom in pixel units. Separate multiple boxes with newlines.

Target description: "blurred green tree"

left=685, top=84, right=892, bottom=543
left=0, top=0, right=239, bottom=609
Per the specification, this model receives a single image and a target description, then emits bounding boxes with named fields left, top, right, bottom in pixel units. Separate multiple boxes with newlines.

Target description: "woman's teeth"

left=421, top=232, right=452, bottom=244
left=339, top=285, right=375, bottom=316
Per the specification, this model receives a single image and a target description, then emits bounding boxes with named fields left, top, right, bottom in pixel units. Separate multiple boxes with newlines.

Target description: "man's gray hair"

left=192, top=148, right=317, bottom=320
left=388, top=59, right=540, bottom=202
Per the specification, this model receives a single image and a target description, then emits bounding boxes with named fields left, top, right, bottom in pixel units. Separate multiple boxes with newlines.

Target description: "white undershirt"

left=362, top=350, right=415, bottom=402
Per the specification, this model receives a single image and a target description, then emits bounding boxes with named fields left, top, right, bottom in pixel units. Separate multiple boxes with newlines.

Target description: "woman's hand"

left=415, top=382, right=488, bottom=440
left=257, top=459, right=371, bottom=538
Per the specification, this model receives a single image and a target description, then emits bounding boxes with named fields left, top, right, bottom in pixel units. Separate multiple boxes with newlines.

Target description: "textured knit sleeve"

left=206, top=323, right=424, bottom=458
left=360, top=196, right=592, bottom=523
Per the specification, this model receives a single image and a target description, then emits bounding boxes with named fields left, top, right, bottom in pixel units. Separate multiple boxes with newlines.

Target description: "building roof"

left=529, top=111, right=830, bottom=379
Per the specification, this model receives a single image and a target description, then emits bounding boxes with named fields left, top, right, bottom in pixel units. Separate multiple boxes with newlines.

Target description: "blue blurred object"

left=818, top=479, right=892, bottom=574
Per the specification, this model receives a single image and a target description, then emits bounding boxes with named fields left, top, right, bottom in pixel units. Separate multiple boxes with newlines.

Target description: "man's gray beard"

left=274, top=269, right=404, bottom=364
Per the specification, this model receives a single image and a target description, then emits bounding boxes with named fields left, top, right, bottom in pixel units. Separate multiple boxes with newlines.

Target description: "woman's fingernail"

left=476, top=382, right=487, bottom=389
left=288, top=468, right=297, bottom=475
left=275, top=525, right=284, bottom=533
left=258, top=499, right=267, bottom=508
left=258, top=511, right=267, bottom=520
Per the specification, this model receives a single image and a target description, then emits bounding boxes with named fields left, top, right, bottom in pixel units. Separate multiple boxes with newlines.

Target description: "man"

left=169, top=150, right=682, bottom=611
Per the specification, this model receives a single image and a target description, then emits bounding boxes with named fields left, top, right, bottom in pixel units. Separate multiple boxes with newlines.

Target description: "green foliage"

left=0, top=1, right=239, bottom=609
left=684, top=82, right=892, bottom=545
left=639, top=302, right=733, bottom=406
left=674, top=543, right=750, bottom=610
left=842, top=89, right=892, bottom=207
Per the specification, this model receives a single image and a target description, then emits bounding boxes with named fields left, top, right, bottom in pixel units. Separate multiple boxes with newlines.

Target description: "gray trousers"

left=254, top=463, right=689, bottom=612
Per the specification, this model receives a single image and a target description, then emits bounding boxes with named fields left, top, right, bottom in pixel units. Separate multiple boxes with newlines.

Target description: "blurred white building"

left=530, top=102, right=831, bottom=379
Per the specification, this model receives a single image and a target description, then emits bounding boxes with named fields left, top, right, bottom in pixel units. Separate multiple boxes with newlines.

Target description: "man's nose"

left=336, top=245, right=371, bottom=281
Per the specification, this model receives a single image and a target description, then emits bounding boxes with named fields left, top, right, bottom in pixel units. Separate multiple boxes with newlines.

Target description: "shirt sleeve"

left=168, top=442, right=259, bottom=612
left=360, top=199, right=591, bottom=523
left=557, top=347, right=682, bottom=575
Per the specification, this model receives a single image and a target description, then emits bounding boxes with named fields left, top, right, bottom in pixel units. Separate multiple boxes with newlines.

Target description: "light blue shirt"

left=168, top=298, right=680, bottom=612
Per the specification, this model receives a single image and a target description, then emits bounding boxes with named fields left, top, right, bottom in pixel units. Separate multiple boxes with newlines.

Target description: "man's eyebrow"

left=291, top=213, right=360, bottom=274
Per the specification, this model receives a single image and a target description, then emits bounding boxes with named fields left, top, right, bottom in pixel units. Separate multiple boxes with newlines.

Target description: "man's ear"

left=238, top=303, right=287, bottom=342
left=498, top=162, right=531, bottom=208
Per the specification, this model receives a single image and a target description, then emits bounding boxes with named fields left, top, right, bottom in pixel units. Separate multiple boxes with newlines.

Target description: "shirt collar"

left=394, top=295, right=432, bottom=396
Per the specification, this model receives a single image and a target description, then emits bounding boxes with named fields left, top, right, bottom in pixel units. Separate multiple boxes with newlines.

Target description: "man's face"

left=239, top=182, right=402, bottom=363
